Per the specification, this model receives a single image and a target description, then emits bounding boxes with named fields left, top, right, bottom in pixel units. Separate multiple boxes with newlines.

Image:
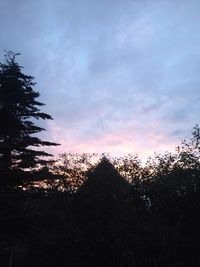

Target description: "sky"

left=0, top=0, right=200, bottom=160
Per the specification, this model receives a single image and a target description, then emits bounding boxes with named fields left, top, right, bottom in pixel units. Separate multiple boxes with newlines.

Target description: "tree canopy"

left=0, top=51, right=59, bottom=182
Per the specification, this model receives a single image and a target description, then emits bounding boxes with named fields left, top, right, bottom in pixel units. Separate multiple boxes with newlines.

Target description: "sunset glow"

left=1, top=0, right=199, bottom=159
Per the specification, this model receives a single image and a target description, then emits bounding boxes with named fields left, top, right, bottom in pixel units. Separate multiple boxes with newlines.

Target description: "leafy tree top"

left=0, top=51, right=59, bottom=172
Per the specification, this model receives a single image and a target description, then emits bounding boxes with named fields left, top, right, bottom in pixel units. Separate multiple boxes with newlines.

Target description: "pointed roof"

left=92, top=156, right=120, bottom=176
left=67, top=157, right=146, bottom=246
left=76, top=157, right=131, bottom=200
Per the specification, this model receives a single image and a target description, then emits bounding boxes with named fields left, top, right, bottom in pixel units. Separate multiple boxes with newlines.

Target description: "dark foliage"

left=1, top=142, right=200, bottom=266
left=0, top=51, right=59, bottom=187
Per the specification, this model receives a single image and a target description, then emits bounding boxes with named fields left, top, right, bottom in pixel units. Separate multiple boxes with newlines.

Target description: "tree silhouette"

left=0, top=51, right=59, bottom=177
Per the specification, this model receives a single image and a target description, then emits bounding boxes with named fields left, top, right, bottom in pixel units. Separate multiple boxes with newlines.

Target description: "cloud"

left=0, top=0, right=200, bottom=159
left=44, top=118, right=178, bottom=163
left=116, top=16, right=155, bottom=49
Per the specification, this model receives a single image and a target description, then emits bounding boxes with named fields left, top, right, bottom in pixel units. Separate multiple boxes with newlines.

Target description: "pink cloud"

left=44, top=120, right=178, bottom=162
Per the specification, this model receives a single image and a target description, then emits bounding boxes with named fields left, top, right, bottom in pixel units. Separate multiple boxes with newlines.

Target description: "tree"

left=0, top=51, right=59, bottom=175
left=51, top=153, right=97, bottom=192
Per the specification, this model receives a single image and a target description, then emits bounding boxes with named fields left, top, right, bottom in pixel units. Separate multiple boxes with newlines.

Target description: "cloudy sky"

left=0, top=0, right=200, bottom=160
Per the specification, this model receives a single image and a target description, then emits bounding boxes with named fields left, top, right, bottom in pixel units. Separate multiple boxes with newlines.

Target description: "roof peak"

left=91, top=156, right=119, bottom=176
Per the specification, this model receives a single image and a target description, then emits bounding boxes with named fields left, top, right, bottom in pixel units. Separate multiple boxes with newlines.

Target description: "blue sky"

left=1, top=0, right=200, bottom=159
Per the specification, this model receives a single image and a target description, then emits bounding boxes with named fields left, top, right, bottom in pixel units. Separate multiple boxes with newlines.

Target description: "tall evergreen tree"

left=0, top=51, right=59, bottom=173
